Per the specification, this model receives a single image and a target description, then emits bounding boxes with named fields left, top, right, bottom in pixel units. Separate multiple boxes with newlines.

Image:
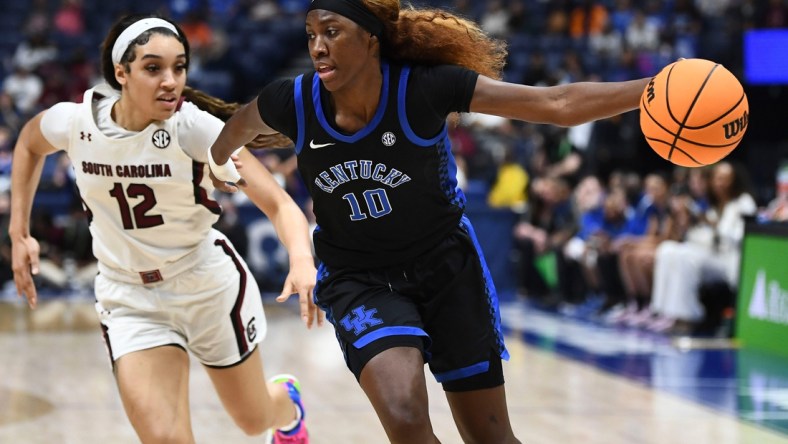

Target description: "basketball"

left=639, top=58, right=749, bottom=168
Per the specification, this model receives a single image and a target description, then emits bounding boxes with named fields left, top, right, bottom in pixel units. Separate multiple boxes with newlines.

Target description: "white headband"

left=111, top=18, right=179, bottom=65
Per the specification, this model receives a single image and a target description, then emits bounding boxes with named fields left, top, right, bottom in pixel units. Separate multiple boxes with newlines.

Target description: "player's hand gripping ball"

left=639, top=58, right=748, bottom=168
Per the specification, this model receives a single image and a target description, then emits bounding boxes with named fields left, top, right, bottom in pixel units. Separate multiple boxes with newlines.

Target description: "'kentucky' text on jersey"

left=287, top=63, right=468, bottom=268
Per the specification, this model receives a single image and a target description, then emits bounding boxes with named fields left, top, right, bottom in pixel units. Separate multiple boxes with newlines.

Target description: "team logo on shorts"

left=246, top=317, right=257, bottom=342
left=152, top=129, right=171, bottom=149
left=381, top=131, right=396, bottom=147
left=340, top=305, right=383, bottom=335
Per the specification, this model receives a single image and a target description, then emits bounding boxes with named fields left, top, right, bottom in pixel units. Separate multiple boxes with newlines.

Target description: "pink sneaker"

left=266, top=374, right=308, bottom=444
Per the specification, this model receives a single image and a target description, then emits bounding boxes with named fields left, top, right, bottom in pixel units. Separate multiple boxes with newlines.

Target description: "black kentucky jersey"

left=281, top=62, right=475, bottom=268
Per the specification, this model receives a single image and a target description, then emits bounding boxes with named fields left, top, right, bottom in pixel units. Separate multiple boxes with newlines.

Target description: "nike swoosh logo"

left=310, top=140, right=336, bottom=149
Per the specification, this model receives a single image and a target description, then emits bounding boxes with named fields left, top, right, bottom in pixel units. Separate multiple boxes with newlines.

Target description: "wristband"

left=207, top=148, right=242, bottom=183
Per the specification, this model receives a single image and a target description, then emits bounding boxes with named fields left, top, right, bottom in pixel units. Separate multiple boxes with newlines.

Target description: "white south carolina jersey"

left=40, top=84, right=225, bottom=274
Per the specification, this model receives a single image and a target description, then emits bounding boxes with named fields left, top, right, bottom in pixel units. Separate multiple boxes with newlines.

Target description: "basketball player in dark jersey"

left=208, top=0, right=653, bottom=441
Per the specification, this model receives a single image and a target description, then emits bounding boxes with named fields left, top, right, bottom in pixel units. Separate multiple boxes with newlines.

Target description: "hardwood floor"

left=1, top=298, right=786, bottom=444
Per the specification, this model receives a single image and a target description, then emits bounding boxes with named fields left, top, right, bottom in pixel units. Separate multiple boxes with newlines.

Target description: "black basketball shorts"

left=314, top=216, right=509, bottom=392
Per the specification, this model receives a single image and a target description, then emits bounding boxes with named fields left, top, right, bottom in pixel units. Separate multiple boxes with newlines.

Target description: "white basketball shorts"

left=95, top=229, right=266, bottom=367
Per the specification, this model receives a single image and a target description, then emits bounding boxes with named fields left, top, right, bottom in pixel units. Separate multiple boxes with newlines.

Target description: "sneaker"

left=266, top=374, right=308, bottom=444
left=603, top=302, right=636, bottom=325
left=625, top=308, right=655, bottom=328
left=646, top=315, right=676, bottom=333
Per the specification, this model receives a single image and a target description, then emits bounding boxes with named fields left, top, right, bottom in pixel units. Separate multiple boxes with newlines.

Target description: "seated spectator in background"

left=2, top=63, right=44, bottom=118
left=513, top=176, right=575, bottom=304
left=649, top=161, right=757, bottom=334
left=246, top=0, right=282, bottom=22
left=179, top=10, right=228, bottom=77
left=53, top=0, right=85, bottom=37
left=758, top=0, right=788, bottom=28
left=12, top=31, right=58, bottom=74
left=488, top=146, right=529, bottom=210
left=569, top=0, right=609, bottom=39
left=760, top=162, right=788, bottom=222
left=626, top=8, right=660, bottom=51
left=590, top=20, right=625, bottom=63
left=530, top=126, right=586, bottom=187
left=563, top=186, right=635, bottom=311
left=479, top=0, right=511, bottom=38
left=614, top=173, right=688, bottom=326
left=0, top=126, right=12, bottom=179
left=554, top=174, right=603, bottom=305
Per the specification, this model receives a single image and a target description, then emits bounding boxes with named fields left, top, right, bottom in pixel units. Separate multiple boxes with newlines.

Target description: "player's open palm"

left=277, top=258, right=323, bottom=329
left=11, top=236, right=41, bottom=309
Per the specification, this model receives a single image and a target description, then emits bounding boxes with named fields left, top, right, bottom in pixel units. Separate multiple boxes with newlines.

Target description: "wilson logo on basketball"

left=722, top=110, right=748, bottom=140
left=645, top=78, right=656, bottom=104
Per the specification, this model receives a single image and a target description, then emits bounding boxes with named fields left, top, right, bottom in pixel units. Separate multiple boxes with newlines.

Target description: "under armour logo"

left=246, top=317, right=257, bottom=342
left=340, top=305, right=383, bottom=335
left=80, top=131, right=92, bottom=141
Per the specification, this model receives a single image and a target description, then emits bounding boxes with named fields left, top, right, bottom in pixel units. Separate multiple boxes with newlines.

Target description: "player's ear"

left=114, top=63, right=127, bottom=87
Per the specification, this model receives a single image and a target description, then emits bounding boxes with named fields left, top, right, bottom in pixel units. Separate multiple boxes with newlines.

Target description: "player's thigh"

left=115, top=345, right=194, bottom=443
left=415, top=226, right=506, bottom=391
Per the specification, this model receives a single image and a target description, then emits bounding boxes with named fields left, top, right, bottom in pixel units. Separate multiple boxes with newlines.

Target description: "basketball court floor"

left=1, top=292, right=788, bottom=444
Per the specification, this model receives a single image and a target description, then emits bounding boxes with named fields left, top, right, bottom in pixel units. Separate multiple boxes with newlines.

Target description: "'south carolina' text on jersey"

left=82, top=161, right=173, bottom=178
left=314, top=159, right=411, bottom=193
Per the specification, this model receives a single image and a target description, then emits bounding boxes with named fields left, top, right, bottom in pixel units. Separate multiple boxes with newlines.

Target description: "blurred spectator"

left=512, top=176, right=575, bottom=303
left=609, top=0, right=635, bottom=34
left=610, top=172, right=672, bottom=325
left=12, top=31, right=58, bottom=73
left=53, top=0, right=86, bottom=37
left=487, top=146, right=529, bottom=210
left=508, top=0, right=540, bottom=36
left=0, top=126, right=12, bottom=175
left=0, top=94, right=22, bottom=133
left=244, top=0, right=282, bottom=21
left=760, top=162, right=788, bottom=222
left=23, top=0, right=51, bottom=38
left=521, top=51, right=549, bottom=86
left=530, top=126, right=586, bottom=187
left=590, top=20, right=625, bottom=62
left=759, top=0, right=788, bottom=28
left=569, top=0, right=609, bottom=39
left=626, top=8, right=660, bottom=51
left=648, top=161, right=757, bottom=334
left=695, top=0, right=734, bottom=18
left=179, top=10, right=228, bottom=76
left=2, top=63, right=44, bottom=116
left=479, top=0, right=511, bottom=38
left=563, top=185, right=635, bottom=310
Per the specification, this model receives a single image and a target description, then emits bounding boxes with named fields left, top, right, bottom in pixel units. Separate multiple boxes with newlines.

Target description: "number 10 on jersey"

left=342, top=188, right=392, bottom=221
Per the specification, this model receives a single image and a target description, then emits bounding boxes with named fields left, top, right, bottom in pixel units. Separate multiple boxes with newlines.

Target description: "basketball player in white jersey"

left=8, top=14, right=316, bottom=444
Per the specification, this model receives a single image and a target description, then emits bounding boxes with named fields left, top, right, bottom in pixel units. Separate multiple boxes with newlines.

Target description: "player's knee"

left=381, top=396, right=431, bottom=434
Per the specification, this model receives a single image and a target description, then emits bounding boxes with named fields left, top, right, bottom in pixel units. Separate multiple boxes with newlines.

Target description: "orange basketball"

left=639, top=58, right=749, bottom=168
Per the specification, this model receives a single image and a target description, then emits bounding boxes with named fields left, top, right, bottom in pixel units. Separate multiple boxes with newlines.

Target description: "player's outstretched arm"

left=470, top=75, right=651, bottom=127
left=234, top=148, right=324, bottom=329
left=8, top=112, right=60, bottom=309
